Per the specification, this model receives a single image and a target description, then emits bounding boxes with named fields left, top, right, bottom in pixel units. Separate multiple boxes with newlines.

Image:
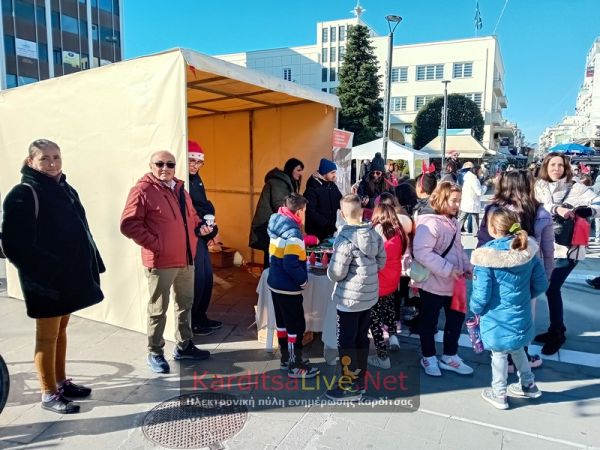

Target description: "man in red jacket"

left=120, top=150, right=213, bottom=374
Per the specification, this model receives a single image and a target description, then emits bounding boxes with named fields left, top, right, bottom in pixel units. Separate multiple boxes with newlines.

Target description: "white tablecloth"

left=256, top=268, right=338, bottom=350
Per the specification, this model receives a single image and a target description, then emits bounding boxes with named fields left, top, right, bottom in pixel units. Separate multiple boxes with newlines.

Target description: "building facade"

left=0, top=0, right=123, bottom=90
left=538, top=38, right=600, bottom=153
left=216, top=14, right=512, bottom=152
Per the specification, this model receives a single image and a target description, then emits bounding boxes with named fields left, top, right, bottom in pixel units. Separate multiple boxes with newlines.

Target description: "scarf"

left=278, top=206, right=302, bottom=226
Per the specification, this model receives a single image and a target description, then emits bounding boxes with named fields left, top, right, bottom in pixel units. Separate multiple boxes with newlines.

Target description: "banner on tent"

left=332, top=129, right=353, bottom=195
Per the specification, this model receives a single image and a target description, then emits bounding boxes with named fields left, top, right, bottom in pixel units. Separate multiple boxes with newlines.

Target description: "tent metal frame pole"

left=249, top=111, right=255, bottom=264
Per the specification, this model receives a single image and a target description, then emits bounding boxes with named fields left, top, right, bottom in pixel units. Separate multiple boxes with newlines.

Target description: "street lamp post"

left=382, top=14, right=402, bottom=162
left=440, top=80, right=451, bottom=176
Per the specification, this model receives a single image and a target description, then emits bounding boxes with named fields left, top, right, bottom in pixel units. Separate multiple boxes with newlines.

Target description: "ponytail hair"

left=487, top=207, right=529, bottom=251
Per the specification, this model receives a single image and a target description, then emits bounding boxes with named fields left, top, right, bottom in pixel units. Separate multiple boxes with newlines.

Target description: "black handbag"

left=552, top=184, right=574, bottom=247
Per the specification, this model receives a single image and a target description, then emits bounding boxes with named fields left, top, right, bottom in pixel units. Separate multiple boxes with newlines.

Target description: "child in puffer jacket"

left=326, top=194, right=386, bottom=402
left=267, top=193, right=319, bottom=379
left=470, top=208, right=549, bottom=410
left=368, top=203, right=407, bottom=369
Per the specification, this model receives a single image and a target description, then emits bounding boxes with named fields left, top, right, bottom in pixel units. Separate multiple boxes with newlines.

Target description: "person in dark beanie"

left=187, top=140, right=222, bottom=336
left=357, top=152, right=394, bottom=212
left=303, top=158, right=343, bottom=241
left=250, top=158, right=304, bottom=268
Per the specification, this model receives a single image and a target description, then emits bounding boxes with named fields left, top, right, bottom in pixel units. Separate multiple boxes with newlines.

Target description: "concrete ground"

left=1, top=240, right=600, bottom=450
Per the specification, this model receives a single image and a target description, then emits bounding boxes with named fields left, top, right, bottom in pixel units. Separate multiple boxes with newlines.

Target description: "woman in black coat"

left=2, top=139, right=105, bottom=414
left=249, top=158, right=304, bottom=268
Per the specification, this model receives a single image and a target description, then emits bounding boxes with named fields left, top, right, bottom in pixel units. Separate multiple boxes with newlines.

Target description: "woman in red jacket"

left=368, top=203, right=407, bottom=369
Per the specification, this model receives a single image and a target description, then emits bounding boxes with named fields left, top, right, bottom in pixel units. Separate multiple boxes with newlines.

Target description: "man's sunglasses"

left=153, top=161, right=176, bottom=169
left=372, top=171, right=383, bottom=176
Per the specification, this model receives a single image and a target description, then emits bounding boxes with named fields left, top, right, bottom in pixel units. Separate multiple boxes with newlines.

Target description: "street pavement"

left=0, top=238, right=599, bottom=450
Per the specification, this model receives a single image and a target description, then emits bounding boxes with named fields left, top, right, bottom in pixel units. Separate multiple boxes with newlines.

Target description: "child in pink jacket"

left=368, top=204, right=407, bottom=369
left=412, top=182, right=474, bottom=377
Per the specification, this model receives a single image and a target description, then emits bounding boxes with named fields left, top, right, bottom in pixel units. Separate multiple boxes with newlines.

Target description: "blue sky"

left=123, top=0, right=600, bottom=145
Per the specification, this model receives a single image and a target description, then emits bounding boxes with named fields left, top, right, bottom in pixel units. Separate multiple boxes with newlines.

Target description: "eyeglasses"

left=372, top=171, right=383, bottom=176
left=188, top=159, right=204, bottom=165
left=153, top=161, right=176, bottom=169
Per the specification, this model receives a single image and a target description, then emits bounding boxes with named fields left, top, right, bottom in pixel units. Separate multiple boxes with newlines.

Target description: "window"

left=91, top=24, right=98, bottom=40
left=321, top=88, right=327, bottom=92
left=339, top=25, right=346, bottom=41
left=53, top=48, right=62, bottom=65
left=415, top=95, right=436, bottom=110
left=15, top=0, right=35, bottom=21
left=339, top=46, right=345, bottom=60
left=330, top=46, right=336, bottom=63
left=99, top=0, right=112, bottom=12
left=330, top=26, right=336, bottom=42
left=6, top=73, right=17, bottom=89
left=51, top=11, right=60, bottom=30
left=62, top=14, right=79, bottom=35
left=329, top=87, right=337, bottom=94
left=390, top=97, right=407, bottom=112
left=100, top=26, right=117, bottom=43
left=36, top=5, right=46, bottom=27
left=80, top=19, right=88, bottom=38
left=283, top=67, right=292, bottom=81
left=112, top=0, right=120, bottom=15
left=91, top=0, right=97, bottom=6
left=453, top=62, right=473, bottom=78
left=330, top=67, right=336, bottom=82
left=322, top=27, right=328, bottom=43
left=391, top=67, right=408, bottom=83
left=321, top=47, right=327, bottom=63
left=79, top=0, right=86, bottom=3
left=18, top=75, right=38, bottom=86
left=38, top=42, right=48, bottom=62
left=2, top=0, right=13, bottom=14
left=416, top=64, right=444, bottom=81
left=321, top=67, right=328, bottom=82
left=463, top=92, right=483, bottom=108
left=4, top=34, right=15, bottom=56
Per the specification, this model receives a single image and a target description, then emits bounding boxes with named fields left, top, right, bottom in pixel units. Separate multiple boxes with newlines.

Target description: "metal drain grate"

left=142, top=392, right=248, bottom=449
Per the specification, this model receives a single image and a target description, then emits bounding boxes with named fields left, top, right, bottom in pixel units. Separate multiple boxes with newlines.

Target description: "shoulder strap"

left=21, top=183, right=39, bottom=219
left=557, top=183, right=573, bottom=205
left=441, top=232, right=457, bottom=258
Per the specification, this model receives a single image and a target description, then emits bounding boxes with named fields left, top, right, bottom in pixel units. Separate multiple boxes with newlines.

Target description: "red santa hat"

left=188, top=140, right=204, bottom=161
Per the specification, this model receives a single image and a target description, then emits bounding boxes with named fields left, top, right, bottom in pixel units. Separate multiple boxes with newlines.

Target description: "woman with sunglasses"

left=2, top=139, right=105, bottom=414
left=356, top=152, right=394, bottom=217
left=533, top=152, right=600, bottom=354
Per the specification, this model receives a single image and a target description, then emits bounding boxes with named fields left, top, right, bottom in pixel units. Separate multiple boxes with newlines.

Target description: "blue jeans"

left=546, top=259, right=578, bottom=332
left=491, top=348, right=535, bottom=396
left=191, top=239, right=214, bottom=327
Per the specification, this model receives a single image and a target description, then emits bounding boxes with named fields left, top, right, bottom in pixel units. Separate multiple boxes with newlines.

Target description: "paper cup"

left=203, top=214, right=215, bottom=226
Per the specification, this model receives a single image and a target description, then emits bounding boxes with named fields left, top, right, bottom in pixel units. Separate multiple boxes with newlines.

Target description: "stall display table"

left=255, top=268, right=338, bottom=354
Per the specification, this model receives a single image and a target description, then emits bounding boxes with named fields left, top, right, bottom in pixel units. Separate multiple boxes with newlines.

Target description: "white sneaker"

left=388, top=335, right=400, bottom=351
left=368, top=355, right=391, bottom=369
left=439, top=355, right=474, bottom=375
left=421, top=356, right=442, bottom=377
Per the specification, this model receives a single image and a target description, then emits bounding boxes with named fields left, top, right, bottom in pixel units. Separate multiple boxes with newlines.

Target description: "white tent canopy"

left=351, top=138, right=430, bottom=178
left=421, top=135, right=495, bottom=159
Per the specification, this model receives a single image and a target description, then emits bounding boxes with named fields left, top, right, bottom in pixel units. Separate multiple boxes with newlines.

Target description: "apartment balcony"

left=498, top=95, right=508, bottom=108
left=490, top=111, right=503, bottom=125
left=493, top=77, right=504, bottom=96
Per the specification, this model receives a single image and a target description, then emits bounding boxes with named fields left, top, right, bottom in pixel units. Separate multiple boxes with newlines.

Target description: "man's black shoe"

left=201, top=319, right=223, bottom=330
left=173, top=341, right=211, bottom=360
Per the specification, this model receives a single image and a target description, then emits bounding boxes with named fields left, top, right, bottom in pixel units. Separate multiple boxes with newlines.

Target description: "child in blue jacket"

left=470, top=207, right=549, bottom=410
left=267, top=193, right=319, bottom=379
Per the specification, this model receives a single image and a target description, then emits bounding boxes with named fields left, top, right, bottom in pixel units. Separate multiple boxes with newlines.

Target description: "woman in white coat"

left=457, top=162, right=484, bottom=235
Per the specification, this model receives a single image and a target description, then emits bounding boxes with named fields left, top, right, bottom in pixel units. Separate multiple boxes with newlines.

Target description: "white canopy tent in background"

left=351, top=138, right=430, bottom=178
left=421, top=134, right=496, bottom=159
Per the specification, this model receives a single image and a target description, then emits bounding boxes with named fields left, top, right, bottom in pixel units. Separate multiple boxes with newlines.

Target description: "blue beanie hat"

left=318, top=158, right=337, bottom=175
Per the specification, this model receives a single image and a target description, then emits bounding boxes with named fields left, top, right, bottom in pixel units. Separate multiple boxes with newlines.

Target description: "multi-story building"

left=539, top=38, right=600, bottom=152
left=216, top=9, right=512, bottom=152
left=0, top=0, right=123, bottom=90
